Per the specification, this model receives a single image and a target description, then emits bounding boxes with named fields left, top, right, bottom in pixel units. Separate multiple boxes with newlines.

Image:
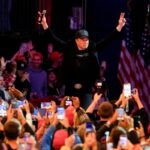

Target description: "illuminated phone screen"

left=116, top=108, right=125, bottom=120
left=57, top=107, right=65, bottom=120
left=123, top=83, right=131, bottom=98
left=86, top=122, right=93, bottom=133
left=41, top=102, right=51, bottom=109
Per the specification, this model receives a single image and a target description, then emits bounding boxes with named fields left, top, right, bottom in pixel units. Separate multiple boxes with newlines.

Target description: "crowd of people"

left=0, top=10, right=150, bottom=150
left=0, top=82, right=150, bottom=149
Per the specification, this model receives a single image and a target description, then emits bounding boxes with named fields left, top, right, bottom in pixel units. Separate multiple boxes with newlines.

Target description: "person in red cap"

left=38, top=12, right=126, bottom=109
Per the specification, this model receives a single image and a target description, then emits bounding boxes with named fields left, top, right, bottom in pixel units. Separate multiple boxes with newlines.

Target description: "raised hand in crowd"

left=59, top=115, right=70, bottom=129
left=115, top=91, right=130, bottom=108
left=93, top=92, right=103, bottom=103
left=23, top=100, right=33, bottom=126
left=0, top=56, right=6, bottom=71
left=16, top=108, right=26, bottom=125
left=64, top=134, right=75, bottom=149
left=38, top=11, right=48, bottom=30
left=6, top=104, right=13, bottom=122
left=36, top=117, right=47, bottom=137
left=8, top=87, right=25, bottom=100
left=107, top=109, right=119, bottom=126
left=132, top=88, right=144, bottom=109
left=86, top=92, right=102, bottom=113
left=60, top=96, right=80, bottom=109
left=50, top=113, right=58, bottom=126
left=116, top=12, right=126, bottom=32
left=118, top=115, right=134, bottom=131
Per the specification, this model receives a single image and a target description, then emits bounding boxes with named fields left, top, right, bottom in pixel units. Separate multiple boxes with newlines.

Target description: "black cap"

left=75, top=29, right=89, bottom=39
left=17, top=61, right=27, bottom=70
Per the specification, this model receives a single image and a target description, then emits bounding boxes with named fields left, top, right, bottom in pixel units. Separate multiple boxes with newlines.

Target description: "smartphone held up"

left=123, top=83, right=131, bottom=98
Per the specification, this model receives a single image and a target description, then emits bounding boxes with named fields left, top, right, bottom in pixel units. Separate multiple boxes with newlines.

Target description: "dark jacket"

left=44, top=28, right=120, bottom=96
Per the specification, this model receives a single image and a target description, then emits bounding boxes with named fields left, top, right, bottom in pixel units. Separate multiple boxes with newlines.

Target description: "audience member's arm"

left=40, top=113, right=58, bottom=150
left=16, top=108, right=35, bottom=136
left=0, top=56, right=6, bottom=71
left=116, top=92, right=130, bottom=109
left=120, top=115, right=134, bottom=131
left=86, top=93, right=102, bottom=113
left=8, top=87, right=26, bottom=100
left=40, top=125, right=56, bottom=150
left=115, top=92, right=123, bottom=107
left=11, top=51, right=20, bottom=62
left=36, top=122, right=48, bottom=141
left=132, top=88, right=149, bottom=137
left=6, top=104, right=13, bottom=122
left=132, top=88, right=143, bottom=109
left=24, top=100, right=32, bottom=126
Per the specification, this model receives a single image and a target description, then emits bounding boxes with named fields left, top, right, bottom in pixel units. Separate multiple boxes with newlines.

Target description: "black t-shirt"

left=62, top=41, right=99, bottom=94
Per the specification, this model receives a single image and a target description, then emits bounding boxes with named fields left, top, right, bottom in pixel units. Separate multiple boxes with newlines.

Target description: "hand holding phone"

left=12, top=101, right=19, bottom=109
left=96, top=82, right=102, bottom=94
left=47, top=111, right=53, bottom=118
left=65, top=97, right=72, bottom=107
left=18, top=100, right=26, bottom=108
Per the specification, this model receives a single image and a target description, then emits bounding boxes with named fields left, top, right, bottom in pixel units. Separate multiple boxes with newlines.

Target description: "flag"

left=118, top=39, right=150, bottom=115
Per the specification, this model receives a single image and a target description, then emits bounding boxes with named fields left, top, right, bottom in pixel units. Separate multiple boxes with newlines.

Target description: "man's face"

left=48, top=43, right=53, bottom=54
left=32, top=56, right=42, bottom=68
left=75, top=37, right=89, bottom=50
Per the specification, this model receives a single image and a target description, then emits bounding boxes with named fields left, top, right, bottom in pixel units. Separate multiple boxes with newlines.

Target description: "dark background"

left=0, top=0, right=146, bottom=100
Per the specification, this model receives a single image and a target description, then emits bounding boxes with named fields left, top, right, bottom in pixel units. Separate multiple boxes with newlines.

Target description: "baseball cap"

left=16, top=61, right=27, bottom=70
left=75, top=29, right=89, bottom=39
left=52, top=129, right=68, bottom=150
left=50, top=51, right=62, bottom=62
